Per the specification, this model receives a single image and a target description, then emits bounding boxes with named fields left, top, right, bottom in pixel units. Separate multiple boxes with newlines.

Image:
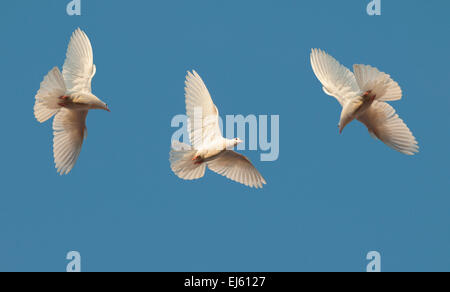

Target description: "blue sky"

left=0, top=0, right=449, bottom=272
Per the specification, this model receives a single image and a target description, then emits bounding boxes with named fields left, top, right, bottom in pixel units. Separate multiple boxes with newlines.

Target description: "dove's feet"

left=58, top=96, right=70, bottom=107
left=363, top=91, right=376, bottom=102
left=192, top=156, right=204, bottom=165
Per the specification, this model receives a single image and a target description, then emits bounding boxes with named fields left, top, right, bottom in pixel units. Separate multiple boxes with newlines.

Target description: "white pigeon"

left=170, top=71, right=267, bottom=189
left=310, top=48, right=419, bottom=155
left=34, top=28, right=110, bottom=175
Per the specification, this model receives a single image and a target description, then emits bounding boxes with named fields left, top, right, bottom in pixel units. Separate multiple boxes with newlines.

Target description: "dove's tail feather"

left=353, top=64, right=402, bottom=102
left=34, top=67, right=67, bottom=123
left=170, top=141, right=206, bottom=180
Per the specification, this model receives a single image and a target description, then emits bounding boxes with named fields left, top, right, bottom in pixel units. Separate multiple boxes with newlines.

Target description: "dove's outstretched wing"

left=53, top=108, right=88, bottom=175
left=185, top=71, right=223, bottom=148
left=62, top=28, right=96, bottom=94
left=310, top=48, right=360, bottom=106
left=353, top=64, right=402, bottom=102
left=207, top=151, right=267, bottom=189
left=357, top=101, right=419, bottom=155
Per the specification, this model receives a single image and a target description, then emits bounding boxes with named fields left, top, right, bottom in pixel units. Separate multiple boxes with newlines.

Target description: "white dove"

left=170, top=71, right=267, bottom=189
left=310, top=48, right=419, bottom=155
left=34, top=28, right=110, bottom=175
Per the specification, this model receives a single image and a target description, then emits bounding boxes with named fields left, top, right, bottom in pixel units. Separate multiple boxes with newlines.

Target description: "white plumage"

left=310, top=48, right=419, bottom=155
left=34, top=28, right=110, bottom=175
left=170, top=71, right=267, bottom=189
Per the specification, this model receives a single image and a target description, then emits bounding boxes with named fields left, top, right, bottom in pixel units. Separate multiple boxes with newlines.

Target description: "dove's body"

left=58, top=92, right=107, bottom=111
left=201, top=149, right=228, bottom=163
left=169, top=71, right=266, bottom=189
left=310, top=48, right=419, bottom=155
left=339, top=93, right=375, bottom=133
left=193, top=138, right=238, bottom=161
left=34, top=29, right=109, bottom=175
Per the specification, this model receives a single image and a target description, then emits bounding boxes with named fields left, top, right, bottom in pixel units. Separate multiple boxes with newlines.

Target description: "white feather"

left=34, top=67, right=66, bottom=123
left=310, top=48, right=360, bottom=106
left=353, top=64, right=402, bottom=102
left=207, top=151, right=267, bottom=189
left=62, top=28, right=96, bottom=94
left=53, top=109, right=88, bottom=175
left=358, top=101, right=419, bottom=155
left=185, top=70, right=222, bottom=148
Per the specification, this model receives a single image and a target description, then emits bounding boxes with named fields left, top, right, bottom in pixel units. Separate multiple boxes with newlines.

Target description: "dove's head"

left=338, top=114, right=353, bottom=134
left=233, top=138, right=243, bottom=146
left=90, top=96, right=110, bottom=112
left=338, top=98, right=364, bottom=134
left=226, top=138, right=243, bottom=148
left=338, top=122, right=345, bottom=134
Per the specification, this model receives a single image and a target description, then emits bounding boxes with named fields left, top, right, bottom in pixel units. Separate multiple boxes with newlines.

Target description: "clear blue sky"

left=0, top=0, right=449, bottom=272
